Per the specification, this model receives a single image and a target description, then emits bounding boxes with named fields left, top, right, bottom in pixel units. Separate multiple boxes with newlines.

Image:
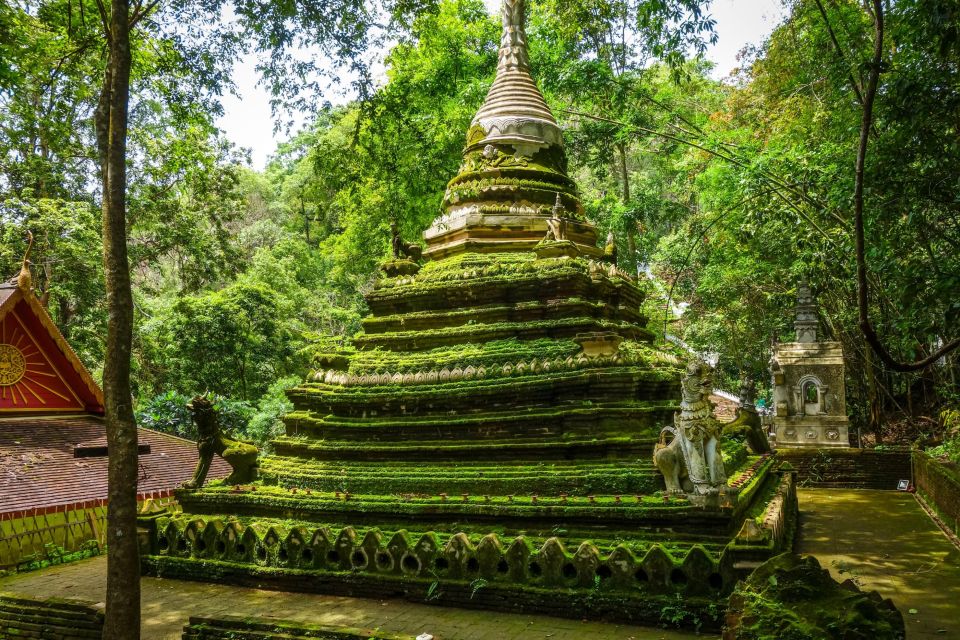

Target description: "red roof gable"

left=0, top=282, right=103, bottom=414
left=0, top=415, right=230, bottom=516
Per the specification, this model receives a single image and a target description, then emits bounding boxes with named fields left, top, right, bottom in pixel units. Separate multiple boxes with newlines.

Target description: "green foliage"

left=13, top=540, right=102, bottom=574
left=650, top=0, right=960, bottom=416
left=136, top=390, right=255, bottom=442
left=245, top=376, right=299, bottom=448
left=139, top=281, right=302, bottom=400
left=136, top=391, right=196, bottom=439
left=926, top=406, right=960, bottom=465
left=0, top=197, right=105, bottom=368
left=5, top=0, right=957, bottom=448
left=210, top=396, right=257, bottom=440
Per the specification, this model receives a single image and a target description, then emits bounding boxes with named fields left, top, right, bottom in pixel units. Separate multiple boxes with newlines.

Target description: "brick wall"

left=913, top=451, right=960, bottom=537
left=0, top=592, right=103, bottom=639
left=776, top=448, right=911, bottom=489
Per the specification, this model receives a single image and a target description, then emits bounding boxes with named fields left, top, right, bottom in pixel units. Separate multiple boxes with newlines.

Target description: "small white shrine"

left=771, top=282, right=849, bottom=448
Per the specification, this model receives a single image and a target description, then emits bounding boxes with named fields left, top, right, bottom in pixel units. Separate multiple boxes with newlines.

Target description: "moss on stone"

left=724, top=553, right=905, bottom=640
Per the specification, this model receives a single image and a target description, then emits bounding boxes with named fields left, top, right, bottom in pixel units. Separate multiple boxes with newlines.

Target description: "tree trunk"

left=97, top=0, right=140, bottom=637
left=300, top=197, right=311, bottom=244
left=864, top=338, right=882, bottom=443
left=616, top=142, right=638, bottom=274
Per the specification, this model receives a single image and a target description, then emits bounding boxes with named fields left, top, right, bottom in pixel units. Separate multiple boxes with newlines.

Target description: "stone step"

left=260, top=457, right=662, bottom=496
left=353, top=317, right=651, bottom=352
left=284, top=403, right=674, bottom=442
left=362, top=299, right=644, bottom=334
left=366, top=266, right=643, bottom=317
left=271, top=435, right=651, bottom=462
left=290, top=369, right=680, bottom=417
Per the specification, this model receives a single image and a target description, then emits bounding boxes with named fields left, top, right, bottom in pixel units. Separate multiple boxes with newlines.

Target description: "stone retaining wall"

left=0, top=503, right=106, bottom=570
left=0, top=592, right=104, bottom=639
left=913, top=451, right=960, bottom=537
left=776, top=448, right=911, bottom=489
left=1, top=493, right=177, bottom=570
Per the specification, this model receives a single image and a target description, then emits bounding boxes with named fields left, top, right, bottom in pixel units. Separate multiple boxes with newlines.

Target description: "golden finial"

left=16, top=231, right=33, bottom=291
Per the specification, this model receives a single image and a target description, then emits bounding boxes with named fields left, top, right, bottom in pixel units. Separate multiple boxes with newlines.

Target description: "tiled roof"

left=0, top=415, right=230, bottom=516
left=0, top=283, right=15, bottom=306
left=710, top=393, right=739, bottom=422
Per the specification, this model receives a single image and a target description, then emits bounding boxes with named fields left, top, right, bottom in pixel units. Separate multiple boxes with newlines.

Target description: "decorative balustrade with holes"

left=152, top=518, right=735, bottom=596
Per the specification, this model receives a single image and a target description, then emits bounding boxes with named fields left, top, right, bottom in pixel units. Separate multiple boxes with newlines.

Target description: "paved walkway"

left=796, top=488, right=960, bottom=639
left=0, top=555, right=705, bottom=640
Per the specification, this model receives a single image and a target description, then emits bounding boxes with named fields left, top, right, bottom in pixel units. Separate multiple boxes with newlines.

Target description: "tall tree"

left=83, top=1, right=445, bottom=634
left=94, top=0, right=139, bottom=635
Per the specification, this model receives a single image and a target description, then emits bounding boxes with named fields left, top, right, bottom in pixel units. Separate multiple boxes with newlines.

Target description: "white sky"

left=217, top=0, right=786, bottom=170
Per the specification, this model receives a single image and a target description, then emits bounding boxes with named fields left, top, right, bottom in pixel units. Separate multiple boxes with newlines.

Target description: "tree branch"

left=813, top=0, right=865, bottom=104
left=562, top=108, right=849, bottom=230
left=853, top=0, right=960, bottom=372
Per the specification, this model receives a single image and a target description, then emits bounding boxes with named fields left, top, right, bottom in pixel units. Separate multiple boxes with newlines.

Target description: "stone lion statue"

left=183, top=394, right=259, bottom=489
left=654, top=360, right=727, bottom=499
left=653, top=426, right=693, bottom=494
left=391, top=221, right=422, bottom=261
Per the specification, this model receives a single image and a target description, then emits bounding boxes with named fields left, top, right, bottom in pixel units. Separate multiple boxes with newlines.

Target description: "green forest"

left=1, top=0, right=958, bottom=449
left=2, top=1, right=960, bottom=638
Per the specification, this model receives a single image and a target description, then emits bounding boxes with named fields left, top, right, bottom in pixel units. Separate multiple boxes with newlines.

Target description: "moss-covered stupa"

left=141, top=0, right=796, bottom=628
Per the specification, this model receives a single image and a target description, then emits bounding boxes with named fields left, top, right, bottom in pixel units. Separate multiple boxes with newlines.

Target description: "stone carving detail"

left=0, top=344, right=26, bottom=386
left=654, top=360, right=727, bottom=503
left=794, top=281, right=818, bottom=343
left=479, top=144, right=529, bottom=168
left=183, top=395, right=259, bottom=488
left=154, top=516, right=732, bottom=595
left=309, top=345, right=673, bottom=388
left=544, top=194, right=567, bottom=242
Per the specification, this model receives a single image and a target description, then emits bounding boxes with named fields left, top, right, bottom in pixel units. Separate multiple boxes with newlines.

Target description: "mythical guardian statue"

left=391, top=221, right=423, bottom=261
left=602, top=231, right=617, bottom=265
left=183, top=394, right=259, bottom=488
left=544, top=193, right=568, bottom=242
left=722, top=377, right=772, bottom=454
left=654, top=360, right=727, bottom=500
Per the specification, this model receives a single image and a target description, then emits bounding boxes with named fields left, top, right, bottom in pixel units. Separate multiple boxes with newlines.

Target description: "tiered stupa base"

left=140, top=252, right=797, bottom=629
left=140, top=4, right=796, bottom=626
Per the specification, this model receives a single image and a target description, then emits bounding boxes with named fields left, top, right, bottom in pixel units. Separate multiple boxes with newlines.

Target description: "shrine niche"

left=770, top=282, right=849, bottom=448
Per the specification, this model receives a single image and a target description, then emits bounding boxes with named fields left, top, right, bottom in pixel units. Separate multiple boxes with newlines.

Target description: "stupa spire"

left=424, top=0, right=598, bottom=260
left=470, top=0, right=561, bottom=153
left=794, top=280, right=819, bottom=343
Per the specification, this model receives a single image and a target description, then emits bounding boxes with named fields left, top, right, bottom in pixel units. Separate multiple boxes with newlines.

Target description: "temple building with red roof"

left=0, top=260, right=227, bottom=569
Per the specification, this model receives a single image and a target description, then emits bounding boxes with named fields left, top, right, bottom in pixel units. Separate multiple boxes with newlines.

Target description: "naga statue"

left=183, top=394, right=259, bottom=488
left=654, top=360, right=727, bottom=501
left=723, top=377, right=772, bottom=454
